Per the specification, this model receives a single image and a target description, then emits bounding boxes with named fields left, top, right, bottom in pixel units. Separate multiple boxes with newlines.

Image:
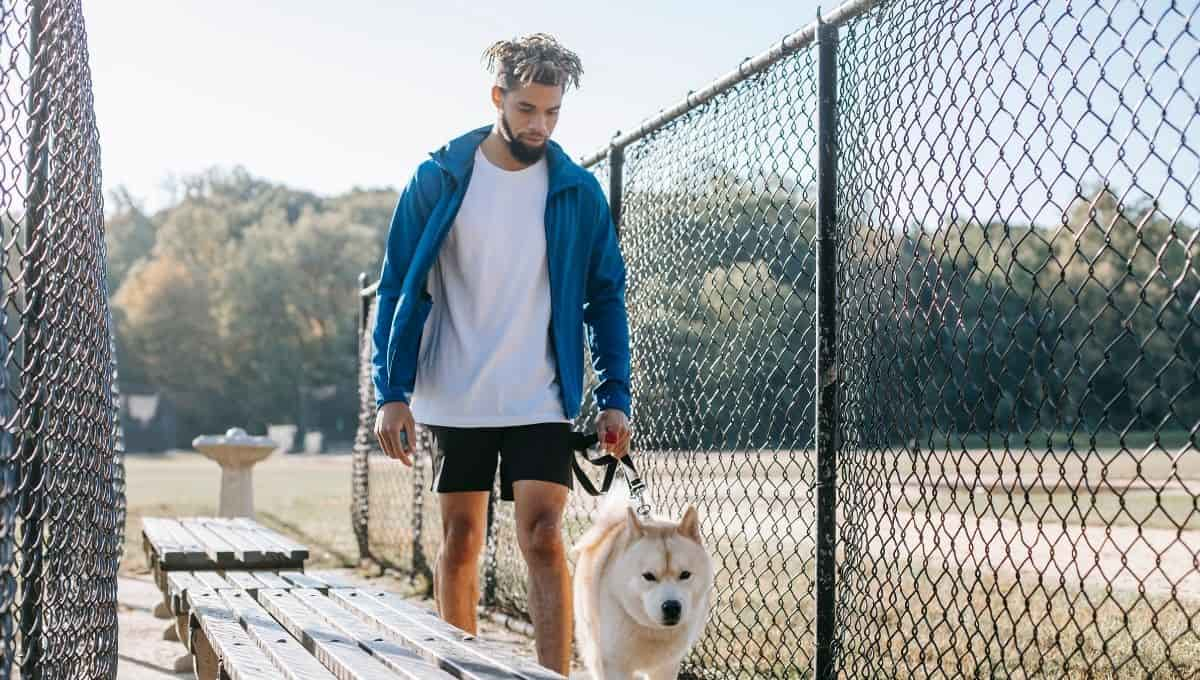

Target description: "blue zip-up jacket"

left=371, top=125, right=632, bottom=421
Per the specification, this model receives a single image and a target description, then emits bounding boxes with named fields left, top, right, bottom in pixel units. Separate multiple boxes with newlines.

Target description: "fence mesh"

left=0, top=0, right=125, bottom=678
left=355, top=0, right=1199, bottom=677
left=832, top=1, right=1199, bottom=677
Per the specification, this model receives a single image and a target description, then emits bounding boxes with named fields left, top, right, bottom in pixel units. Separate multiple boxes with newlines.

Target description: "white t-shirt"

left=410, top=146, right=568, bottom=427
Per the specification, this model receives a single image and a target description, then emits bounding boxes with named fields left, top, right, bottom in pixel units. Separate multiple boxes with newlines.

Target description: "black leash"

left=568, top=431, right=651, bottom=517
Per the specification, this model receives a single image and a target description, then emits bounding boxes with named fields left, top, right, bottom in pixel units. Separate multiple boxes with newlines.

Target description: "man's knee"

left=518, top=512, right=565, bottom=565
left=441, top=518, right=485, bottom=566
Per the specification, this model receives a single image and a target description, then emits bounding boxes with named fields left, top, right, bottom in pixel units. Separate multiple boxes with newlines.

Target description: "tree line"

left=89, top=165, right=1197, bottom=451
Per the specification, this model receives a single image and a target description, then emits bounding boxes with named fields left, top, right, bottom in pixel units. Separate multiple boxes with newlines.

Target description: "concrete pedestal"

left=192, top=428, right=279, bottom=519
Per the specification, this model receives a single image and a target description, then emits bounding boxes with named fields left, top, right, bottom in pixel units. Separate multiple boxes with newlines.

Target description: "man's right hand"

left=375, top=401, right=416, bottom=466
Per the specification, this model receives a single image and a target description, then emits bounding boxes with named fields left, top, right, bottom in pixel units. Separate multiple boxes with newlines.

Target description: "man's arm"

left=582, top=190, right=632, bottom=420
left=371, top=162, right=439, bottom=407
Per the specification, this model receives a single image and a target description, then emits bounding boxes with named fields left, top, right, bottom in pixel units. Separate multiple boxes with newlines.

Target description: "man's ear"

left=491, top=85, right=504, bottom=111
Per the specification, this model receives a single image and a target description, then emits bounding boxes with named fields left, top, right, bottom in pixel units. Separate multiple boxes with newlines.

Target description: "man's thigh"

left=429, top=425, right=501, bottom=496
left=497, top=422, right=574, bottom=502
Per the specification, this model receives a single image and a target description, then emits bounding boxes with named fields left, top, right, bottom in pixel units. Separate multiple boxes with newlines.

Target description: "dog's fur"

left=571, top=488, right=714, bottom=679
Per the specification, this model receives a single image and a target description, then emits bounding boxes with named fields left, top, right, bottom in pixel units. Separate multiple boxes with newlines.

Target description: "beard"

left=500, top=113, right=548, bottom=164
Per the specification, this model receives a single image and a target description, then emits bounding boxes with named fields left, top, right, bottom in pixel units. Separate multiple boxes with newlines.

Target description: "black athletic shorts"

left=426, top=422, right=574, bottom=501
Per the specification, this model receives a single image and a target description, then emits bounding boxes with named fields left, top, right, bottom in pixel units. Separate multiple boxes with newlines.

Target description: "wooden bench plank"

left=218, top=589, right=340, bottom=680
left=250, top=571, right=294, bottom=590
left=305, top=571, right=358, bottom=590
left=357, top=590, right=566, bottom=680
left=166, top=572, right=207, bottom=614
left=289, top=589, right=455, bottom=680
left=328, top=590, right=525, bottom=680
left=278, top=572, right=331, bottom=593
left=223, top=571, right=268, bottom=594
left=257, top=589, right=411, bottom=680
left=207, top=518, right=294, bottom=561
left=197, top=518, right=272, bottom=564
left=189, top=589, right=284, bottom=680
left=230, top=518, right=310, bottom=561
left=180, top=518, right=238, bottom=565
left=143, top=518, right=208, bottom=569
left=193, top=571, right=234, bottom=591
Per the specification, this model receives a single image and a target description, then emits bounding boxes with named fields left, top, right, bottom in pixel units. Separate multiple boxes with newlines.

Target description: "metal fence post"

left=352, top=273, right=371, bottom=563
left=18, top=1, right=50, bottom=676
left=357, top=273, right=370, bottom=337
left=814, top=15, right=840, bottom=680
left=411, top=452, right=429, bottom=585
left=608, top=143, right=624, bottom=234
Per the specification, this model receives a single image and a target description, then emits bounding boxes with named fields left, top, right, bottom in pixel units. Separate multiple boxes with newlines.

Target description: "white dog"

left=571, top=488, right=714, bottom=679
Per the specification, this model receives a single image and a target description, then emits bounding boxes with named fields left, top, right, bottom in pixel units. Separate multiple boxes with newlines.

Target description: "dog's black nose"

left=662, top=600, right=682, bottom=625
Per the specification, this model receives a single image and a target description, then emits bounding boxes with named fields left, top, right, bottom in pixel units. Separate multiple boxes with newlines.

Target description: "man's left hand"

left=596, top=409, right=632, bottom=459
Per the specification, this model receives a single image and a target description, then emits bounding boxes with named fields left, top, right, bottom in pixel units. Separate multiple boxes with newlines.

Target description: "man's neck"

left=480, top=130, right=536, bottom=171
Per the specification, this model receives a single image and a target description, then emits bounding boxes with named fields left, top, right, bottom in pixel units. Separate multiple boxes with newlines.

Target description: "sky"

left=82, top=0, right=826, bottom=212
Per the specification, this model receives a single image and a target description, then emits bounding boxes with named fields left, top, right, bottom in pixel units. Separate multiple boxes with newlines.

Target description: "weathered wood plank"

left=358, top=590, right=566, bottom=680
left=250, top=571, right=294, bottom=590
left=305, top=571, right=358, bottom=590
left=278, top=571, right=330, bottom=592
left=165, top=572, right=206, bottom=615
left=143, top=517, right=208, bottom=569
left=189, top=589, right=283, bottom=680
left=192, top=571, right=233, bottom=591
left=290, top=589, right=455, bottom=680
left=218, top=589, right=340, bottom=680
left=222, top=571, right=268, bottom=594
left=179, top=518, right=238, bottom=565
left=329, top=590, right=527, bottom=680
left=199, top=518, right=272, bottom=564
left=230, top=517, right=310, bottom=561
left=257, top=588, right=409, bottom=680
left=206, top=518, right=290, bottom=559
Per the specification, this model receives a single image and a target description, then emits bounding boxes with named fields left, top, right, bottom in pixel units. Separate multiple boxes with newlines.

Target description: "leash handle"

left=568, top=431, right=651, bottom=516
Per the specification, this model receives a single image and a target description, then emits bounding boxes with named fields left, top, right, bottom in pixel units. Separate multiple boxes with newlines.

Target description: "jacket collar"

left=430, top=124, right=587, bottom=194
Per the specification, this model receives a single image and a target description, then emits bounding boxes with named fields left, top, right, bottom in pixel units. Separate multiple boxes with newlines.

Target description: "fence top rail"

left=576, top=0, right=881, bottom=168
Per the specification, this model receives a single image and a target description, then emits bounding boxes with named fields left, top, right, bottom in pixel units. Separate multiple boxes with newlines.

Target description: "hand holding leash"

left=569, top=428, right=652, bottom=518
left=596, top=409, right=631, bottom=459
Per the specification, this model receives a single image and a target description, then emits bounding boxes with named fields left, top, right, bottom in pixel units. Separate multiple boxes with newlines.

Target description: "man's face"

left=494, top=82, right=562, bottom=164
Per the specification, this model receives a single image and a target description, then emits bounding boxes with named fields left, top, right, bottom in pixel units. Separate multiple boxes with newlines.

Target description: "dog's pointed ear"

left=626, top=507, right=645, bottom=537
left=678, top=505, right=702, bottom=543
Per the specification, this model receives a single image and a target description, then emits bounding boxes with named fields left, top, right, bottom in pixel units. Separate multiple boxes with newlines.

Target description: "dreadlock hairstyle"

left=481, top=33, right=584, bottom=93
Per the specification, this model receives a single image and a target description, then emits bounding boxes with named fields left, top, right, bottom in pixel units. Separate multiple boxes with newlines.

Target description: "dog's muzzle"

left=661, top=600, right=682, bottom=626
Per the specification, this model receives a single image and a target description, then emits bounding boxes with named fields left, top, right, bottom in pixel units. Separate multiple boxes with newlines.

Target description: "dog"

left=571, top=486, right=714, bottom=679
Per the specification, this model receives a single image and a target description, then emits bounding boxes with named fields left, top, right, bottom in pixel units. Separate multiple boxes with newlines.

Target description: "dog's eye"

left=680, top=571, right=692, bottom=580
left=642, top=572, right=657, bottom=582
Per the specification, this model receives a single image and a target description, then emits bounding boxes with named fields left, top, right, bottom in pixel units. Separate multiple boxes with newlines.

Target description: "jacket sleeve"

left=371, top=162, right=439, bottom=407
left=582, top=188, right=633, bottom=419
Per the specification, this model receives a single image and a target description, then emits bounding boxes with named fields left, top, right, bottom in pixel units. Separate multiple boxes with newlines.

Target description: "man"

left=371, top=33, right=632, bottom=674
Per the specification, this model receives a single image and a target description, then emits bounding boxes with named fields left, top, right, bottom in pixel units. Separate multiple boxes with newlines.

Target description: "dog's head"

left=611, top=505, right=714, bottom=630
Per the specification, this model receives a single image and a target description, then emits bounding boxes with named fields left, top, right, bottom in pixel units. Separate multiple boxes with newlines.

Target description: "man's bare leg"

left=436, top=490, right=489, bottom=634
left=512, top=479, right=571, bottom=674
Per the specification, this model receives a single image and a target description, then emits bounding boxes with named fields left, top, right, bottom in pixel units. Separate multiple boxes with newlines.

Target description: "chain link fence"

left=355, top=0, right=1199, bottom=676
left=0, top=0, right=125, bottom=678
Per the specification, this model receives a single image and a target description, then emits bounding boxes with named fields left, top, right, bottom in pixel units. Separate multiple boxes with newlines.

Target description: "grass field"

left=120, top=451, right=359, bottom=576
